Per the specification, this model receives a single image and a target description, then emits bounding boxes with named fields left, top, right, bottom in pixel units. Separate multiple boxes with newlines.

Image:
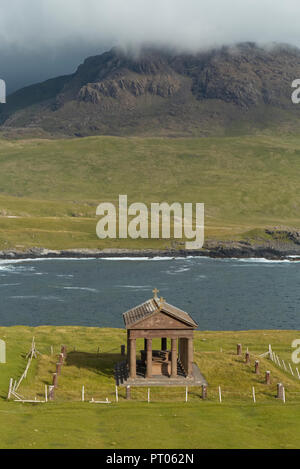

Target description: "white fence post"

left=115, top=386, right=119, bottom=403
left=147, top=388, right=150, bottom=403
left=185, top=386, right=188, bottom=402
left=252, top=386, right=256, bottom=403
left=269, top=344, right=273, bottom=361
left=218, top=386, right=222, bottom=403
left=82, top=385, right=85, bottom=402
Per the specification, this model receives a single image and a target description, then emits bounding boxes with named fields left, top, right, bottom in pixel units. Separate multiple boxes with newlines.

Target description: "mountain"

left=1, top=43, right=300, bottom=137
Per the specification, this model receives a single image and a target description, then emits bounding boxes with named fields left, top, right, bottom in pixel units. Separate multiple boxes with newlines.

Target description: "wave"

left=56, top=274, right=74, bottom=278
left=101, top=256, right=201, bottom=261
left=165, top=266, right=191, bottom=274
left=116, top=285, right=153, bottom=289
left=237, top=258, right=292, bottom=264
left=0, top=257, right=96, bottom=267
left=62, top=287, right=98, bottom=293
left=101, top=256, right=179, bottom=261
left=0, top=283, right=21, bottom=287
left=9, top=295, right=64, bottom=301
left=0, top=265, right=36, bottom=274
left=0, top=256, right=299, bottom=269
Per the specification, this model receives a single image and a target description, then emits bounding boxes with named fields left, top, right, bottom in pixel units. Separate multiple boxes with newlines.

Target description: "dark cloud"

left=0, top=41, right=109, bottom=93
left=1, top=0, right=300, bottom=92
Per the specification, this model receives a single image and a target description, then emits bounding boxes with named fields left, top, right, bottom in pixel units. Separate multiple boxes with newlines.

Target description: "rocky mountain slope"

left=1, top=43, right=300, bottom=137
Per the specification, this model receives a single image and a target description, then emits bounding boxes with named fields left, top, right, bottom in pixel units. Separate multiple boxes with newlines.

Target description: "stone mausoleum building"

left=121, top=289, right=206, bottom=386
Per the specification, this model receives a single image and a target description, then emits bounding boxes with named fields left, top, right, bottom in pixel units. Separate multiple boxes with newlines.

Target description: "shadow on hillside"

left=65, top=351, right=123, bottom=378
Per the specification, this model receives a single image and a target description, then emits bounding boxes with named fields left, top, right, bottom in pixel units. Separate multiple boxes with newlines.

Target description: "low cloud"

left=1, top=0, right=300, bottom=92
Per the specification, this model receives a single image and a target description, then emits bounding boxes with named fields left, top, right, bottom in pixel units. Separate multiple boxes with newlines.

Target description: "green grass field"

left=1, top=134, right=300, bottom=250
left=1, top=327, right=300, bottom=449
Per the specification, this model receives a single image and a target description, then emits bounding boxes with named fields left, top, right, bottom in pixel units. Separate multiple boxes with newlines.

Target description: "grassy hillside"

left=1, top=327, right=300, bottom=449
left=0, top=134, right=300, bottom=250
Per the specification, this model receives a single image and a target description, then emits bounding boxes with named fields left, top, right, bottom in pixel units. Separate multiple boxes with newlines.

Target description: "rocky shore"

left=1, top=239, right=300, bottom=261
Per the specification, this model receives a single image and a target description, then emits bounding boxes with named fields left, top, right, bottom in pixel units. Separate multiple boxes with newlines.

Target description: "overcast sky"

left=1, top=0, right=300, bottom=93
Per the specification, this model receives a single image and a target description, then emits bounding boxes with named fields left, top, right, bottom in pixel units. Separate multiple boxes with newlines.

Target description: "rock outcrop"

left=1, top=43, right=300, bottom=137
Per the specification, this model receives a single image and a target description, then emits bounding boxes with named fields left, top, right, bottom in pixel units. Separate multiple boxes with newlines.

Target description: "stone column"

left=146, top=338, right=152, bottom=378
left=161, top=338, right=167, bottom=351
left=187, top=338, right=193, bottom=377
left=183, top=338, right=188, bottom=373
left=130, top=338, right=136, bottom=379
left=171, top=338, right=177, bottom=377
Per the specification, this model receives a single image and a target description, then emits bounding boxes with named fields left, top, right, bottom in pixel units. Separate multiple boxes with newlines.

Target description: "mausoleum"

left=121, top=289, right=206, bottom=386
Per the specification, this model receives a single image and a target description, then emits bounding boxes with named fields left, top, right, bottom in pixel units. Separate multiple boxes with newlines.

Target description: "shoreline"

left=1, top=243, right=300, bottom=261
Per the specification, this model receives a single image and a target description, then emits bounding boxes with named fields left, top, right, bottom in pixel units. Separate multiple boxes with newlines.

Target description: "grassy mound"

left=1, top=327, right=300, bottom=448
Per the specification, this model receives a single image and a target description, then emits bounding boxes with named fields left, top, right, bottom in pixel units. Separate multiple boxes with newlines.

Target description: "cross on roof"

left=152, top=288, right=159, bottom=299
